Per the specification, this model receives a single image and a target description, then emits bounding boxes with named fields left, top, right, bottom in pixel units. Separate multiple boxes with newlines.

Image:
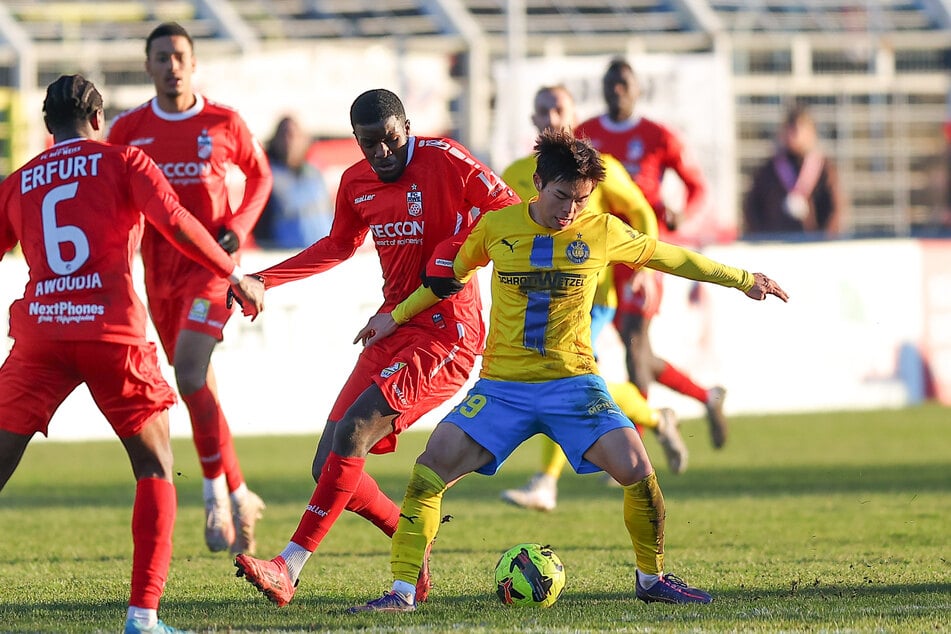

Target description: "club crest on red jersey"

left=626, top=139, right=644, bottom=162
left=197, top=129, right=213, bottom=160
left=407, top=185, right=423, bottom=217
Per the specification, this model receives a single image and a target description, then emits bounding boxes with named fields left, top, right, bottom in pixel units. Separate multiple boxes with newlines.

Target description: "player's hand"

left=217, top=227, right=240, bottom=254
left=354, top=312, right=399, bottom=347
left=664, top=208, right=682, bottom=231
left=745, top=273, right=789, bottom=302
left=630, top=270, right=661, bottom=315
left=228, top=275, right=265, bottom=319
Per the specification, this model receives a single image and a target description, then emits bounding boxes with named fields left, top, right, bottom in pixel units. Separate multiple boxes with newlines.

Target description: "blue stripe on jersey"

left=524, top=290, right=550, bottom=355
left=529, top=235, right=553, bottom=268
left=524, top=236, right=554, bottom=355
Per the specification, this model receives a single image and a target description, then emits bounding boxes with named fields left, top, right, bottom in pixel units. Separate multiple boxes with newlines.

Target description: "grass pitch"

left=0, top=404, right=948, bottom=633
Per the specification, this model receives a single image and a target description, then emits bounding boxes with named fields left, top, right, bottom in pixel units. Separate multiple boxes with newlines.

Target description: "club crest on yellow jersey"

left=566, top=239, right=590, bottom=264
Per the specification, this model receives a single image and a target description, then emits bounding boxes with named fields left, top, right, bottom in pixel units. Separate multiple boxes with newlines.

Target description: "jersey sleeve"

left=606, top=214, right=657, bottom=270
left=453, top=215, right=492, bottom=283
left=254, top=176, right=367, bottom=288
left=126, top=146, right=236, bottom=279
left=448, top=139, right=520, bottom=213
left=600, top=156, right=658, bottom=237
left=224, top=115, right=272, bottom=244
left=647, top=240, right=754, bottom=291
left=389, top=215, right=490, bottom=325
left=663, top=127, right=708, bottom=219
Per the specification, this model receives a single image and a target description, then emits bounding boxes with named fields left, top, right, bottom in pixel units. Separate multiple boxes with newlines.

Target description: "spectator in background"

left=743, top=105, right=844, bottom=238
left=255, top=115, right=334, bottom=248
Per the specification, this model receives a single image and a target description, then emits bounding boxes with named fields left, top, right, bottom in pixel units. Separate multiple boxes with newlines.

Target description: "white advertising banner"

left=0, top=239, right=941, bottom=442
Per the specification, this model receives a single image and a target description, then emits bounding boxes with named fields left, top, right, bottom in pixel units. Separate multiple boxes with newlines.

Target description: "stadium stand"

left=0, top=0, right=948, bottom=235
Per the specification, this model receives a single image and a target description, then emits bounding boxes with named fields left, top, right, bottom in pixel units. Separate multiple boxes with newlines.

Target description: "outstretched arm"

left=646, top=240, right=788, bottom=302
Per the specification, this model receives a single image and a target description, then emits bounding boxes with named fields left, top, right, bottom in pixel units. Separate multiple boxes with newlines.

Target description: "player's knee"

left=338, top=409, right=397, bottom=455
left=174, top=366, right=206, bottom=395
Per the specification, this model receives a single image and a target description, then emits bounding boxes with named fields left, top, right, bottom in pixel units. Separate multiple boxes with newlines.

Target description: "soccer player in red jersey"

left=576, top=57, right=728, bottom=449
left=233, top=88, right=519, bottom=607
left=108, top=22, right=273, bottom=555
left=0, top=75, right=264, bottom=634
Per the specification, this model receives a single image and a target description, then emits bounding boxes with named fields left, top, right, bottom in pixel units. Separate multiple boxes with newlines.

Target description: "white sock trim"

left=203, top=474, right=228, bottom=504
left=392, top=579, right=416, bottom=600
left=280, top=542, right=312, bottom=583
left=126, top=606, right=157, bottom=627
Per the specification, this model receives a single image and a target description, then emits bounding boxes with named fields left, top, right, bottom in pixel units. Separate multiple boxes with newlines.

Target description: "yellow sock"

left=540, top=437, right=568, bottom=479
left=391, top=463, right=446, bottom=586
left=622, top=471, right=666, bottom=575
left=607, top=382, right=658, bottom=429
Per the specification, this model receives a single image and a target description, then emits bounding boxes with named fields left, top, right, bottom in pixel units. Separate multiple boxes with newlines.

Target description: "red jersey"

left=258, top=136, right=519, bottom=338
left=107, top=95, right=271, bottom=299
left=576, top=114, right=707, bottom=235
left=0, top=138, right=236, bottom=344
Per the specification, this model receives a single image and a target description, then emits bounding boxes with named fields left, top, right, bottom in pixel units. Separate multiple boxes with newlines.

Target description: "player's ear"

left=90, top=109, right=104, bottom=131
left=403, top=119, right=411, bottom=135
left=532, top=172, right=543, bottom=191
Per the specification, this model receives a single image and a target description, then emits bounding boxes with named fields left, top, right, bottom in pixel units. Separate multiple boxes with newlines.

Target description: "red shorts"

left=330, top=321, right=478, bottom=455
left=149, top=292, right=234, bottom=362
left=613, top=264, right=664, bottom=320
left=0, top=339, right=177, bottom=438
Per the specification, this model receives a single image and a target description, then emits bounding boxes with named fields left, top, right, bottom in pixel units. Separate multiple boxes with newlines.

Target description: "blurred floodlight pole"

left=506, top=0, right=527, bottom=163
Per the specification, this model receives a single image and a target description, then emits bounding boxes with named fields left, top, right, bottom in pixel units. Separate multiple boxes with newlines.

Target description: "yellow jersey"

left=455, top=203, right=656, bottom=382
left=501, top=153, right=657, bottom=309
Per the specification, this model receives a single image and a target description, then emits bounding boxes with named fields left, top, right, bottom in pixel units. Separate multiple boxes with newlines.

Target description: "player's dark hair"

left=43, top=74, right=103, bottom=134
left=146, top=22, right=193, bottom=56
left=784, top=104, right=813, bottom=128
left=350, top=89, right=406, bottom=127
left=606, top=57, right=634, bottom=77
left=534, top=129, right=605, bottom=188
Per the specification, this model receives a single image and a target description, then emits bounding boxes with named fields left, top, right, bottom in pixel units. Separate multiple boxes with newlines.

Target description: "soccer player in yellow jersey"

left=500, top=86, right=687, bottom=513
left=347, top=130, right=788, bottom=612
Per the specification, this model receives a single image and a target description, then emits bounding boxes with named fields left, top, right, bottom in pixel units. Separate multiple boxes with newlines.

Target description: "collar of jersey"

left=150, top=94, right=204, bottom=122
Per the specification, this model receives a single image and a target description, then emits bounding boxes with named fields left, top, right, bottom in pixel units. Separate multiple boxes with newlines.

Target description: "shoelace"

left=661, top=573, right=689, bottom=589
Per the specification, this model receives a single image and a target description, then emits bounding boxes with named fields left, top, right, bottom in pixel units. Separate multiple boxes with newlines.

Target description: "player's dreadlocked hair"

left=534, top=129, right=606, bottom=189
left=146, top=21, right=193, bottom=56
left=349, top=89, right=406, bottom=128
left=43, top=74, right=103, bottom=134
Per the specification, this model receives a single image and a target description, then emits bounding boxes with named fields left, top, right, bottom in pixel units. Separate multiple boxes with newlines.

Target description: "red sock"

left=346, top=470, right=400, bottom=537
left=291, top=452, right=364, bottom=551
left=181, top=385, right=223, bottom=478
left=656, top=362, right=708, bottom=403
left=216, top=418, right=245, bottom=492
left=181, top=384, right=244, bottom=488
left=130, top=478, right=175, bottom=610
